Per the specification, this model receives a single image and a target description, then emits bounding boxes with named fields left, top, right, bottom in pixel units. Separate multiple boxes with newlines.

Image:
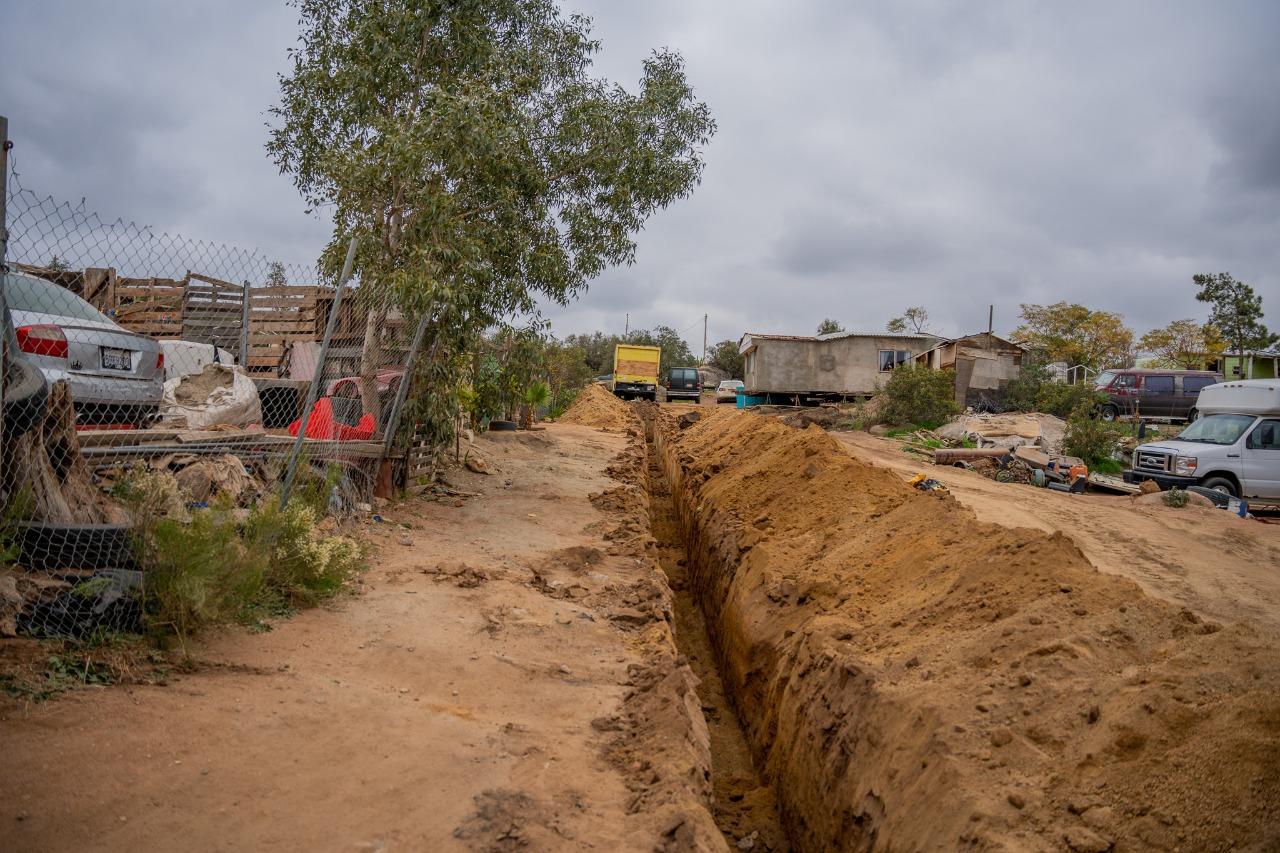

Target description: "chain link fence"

left=1, top=121, right=422, bottom=639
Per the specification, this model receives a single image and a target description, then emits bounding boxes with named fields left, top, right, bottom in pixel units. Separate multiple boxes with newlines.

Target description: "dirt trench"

left=639, top=408, right=790, bottom=851
left=636, top=404, right=1280, bottom=852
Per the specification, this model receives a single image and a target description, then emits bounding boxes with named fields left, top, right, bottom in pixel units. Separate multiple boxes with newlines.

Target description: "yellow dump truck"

left=611, top=343, right=661, bottom=401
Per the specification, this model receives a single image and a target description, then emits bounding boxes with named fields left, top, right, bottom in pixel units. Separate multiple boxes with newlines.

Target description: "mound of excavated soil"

left=557, top=384, right=634, bottom=429
left=655, top=408, right=1280, bottom=852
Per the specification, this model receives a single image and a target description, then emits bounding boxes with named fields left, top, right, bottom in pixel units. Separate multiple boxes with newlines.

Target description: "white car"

left=716, top=379, right=744, bottom=403
left=5, top=271, right=164, bottom=426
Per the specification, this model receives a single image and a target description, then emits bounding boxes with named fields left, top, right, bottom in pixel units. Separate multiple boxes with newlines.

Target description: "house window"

left=879, top=349, right=911, bottom=371
left=745, top=350, right=755, bottom=376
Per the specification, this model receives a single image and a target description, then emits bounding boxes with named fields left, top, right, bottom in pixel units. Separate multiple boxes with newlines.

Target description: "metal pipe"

left=380, top=312, right=432, bottom=457
left=932, top=447, right=1011, bottom=464
left=280, top=235, right=358, bottom=506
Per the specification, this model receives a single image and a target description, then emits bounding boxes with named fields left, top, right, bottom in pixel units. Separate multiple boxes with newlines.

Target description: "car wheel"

left=1199, top=476, right=1237, bottom=497
left=1100, top=404, right=1118, bottom=422
left=1186, top=408, right=1198, bottom=423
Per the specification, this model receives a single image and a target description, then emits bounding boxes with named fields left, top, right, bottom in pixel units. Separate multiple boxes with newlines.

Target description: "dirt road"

left=836, top=430, right=1280, bottom=634
left=0, top=424, right=723, bottom=852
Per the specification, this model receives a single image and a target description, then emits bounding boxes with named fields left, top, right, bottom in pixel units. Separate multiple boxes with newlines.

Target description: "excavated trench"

left=640, top=415, right=790, bottom=852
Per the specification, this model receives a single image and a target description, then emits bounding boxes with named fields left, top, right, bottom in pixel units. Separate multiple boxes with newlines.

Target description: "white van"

left=1126, top=380, right=1280, bottom=500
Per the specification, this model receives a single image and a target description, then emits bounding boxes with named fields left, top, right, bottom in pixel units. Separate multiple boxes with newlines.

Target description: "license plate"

left=101, top=347, right=132, bottom=371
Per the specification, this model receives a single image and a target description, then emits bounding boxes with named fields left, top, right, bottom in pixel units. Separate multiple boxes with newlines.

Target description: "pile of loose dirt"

left=558, top=384, right=635, bottom=429
left=656, top=408, right=1280, bottom=852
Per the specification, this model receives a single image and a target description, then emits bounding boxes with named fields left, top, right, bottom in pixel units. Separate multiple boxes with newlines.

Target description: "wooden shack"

left=913, top=332, right=1025, bottom=407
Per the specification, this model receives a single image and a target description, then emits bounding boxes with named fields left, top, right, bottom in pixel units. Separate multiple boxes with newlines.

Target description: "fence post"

left=380, top=313, right=432, bottom=458
left=279, top=235, right=358, bottom=507
left=0, top=115, right=11, bottom=468
left=239, top=279, right=251, bottom=367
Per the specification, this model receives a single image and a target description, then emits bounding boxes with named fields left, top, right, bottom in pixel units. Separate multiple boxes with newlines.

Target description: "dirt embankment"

left=655, top=408, right=1280, bottom=851
left=558, top=384, right=636, bottom=430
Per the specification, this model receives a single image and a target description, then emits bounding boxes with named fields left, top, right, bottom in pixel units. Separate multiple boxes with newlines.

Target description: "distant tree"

left=46, top=256, right=70, bottom=273
left=707, top=338, right=744, bottom=378
left=630, top=325, right=696, bottom=374
left=816, top=318, right=844, bottom=335
left=1138, top=319, right=1223, bottom=369
left=265, top=260, right=288, bottom=288
left=886, top=306, right=933, bottom=334
left=563, top=332, right=618, bottom=375
left=1013, top=302, right=1134, bottom=373
left=1193, top=273, right=1277, bottom=357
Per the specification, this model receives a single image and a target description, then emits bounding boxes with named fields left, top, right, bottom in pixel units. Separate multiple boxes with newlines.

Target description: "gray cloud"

left=3, top=1, right=1277, bottom=353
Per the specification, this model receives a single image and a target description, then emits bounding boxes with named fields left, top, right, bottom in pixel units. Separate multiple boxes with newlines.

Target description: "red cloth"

left=288, top=397, right=376, bottom=441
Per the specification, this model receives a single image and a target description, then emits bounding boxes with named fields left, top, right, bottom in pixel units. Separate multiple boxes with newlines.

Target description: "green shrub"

left=117, top=470, right=364, bottom=642
left=1162, top=487, right=1189, bottom=508
left=879, top=364, right=960, bottom=428
left=1003, top=355, right=1102, bottom=417
left=1062, top=401, right=1125, bottom=466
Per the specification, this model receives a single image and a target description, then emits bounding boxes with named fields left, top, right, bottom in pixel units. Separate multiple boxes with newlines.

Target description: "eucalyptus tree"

left=269, top=0, right=714, bottom=441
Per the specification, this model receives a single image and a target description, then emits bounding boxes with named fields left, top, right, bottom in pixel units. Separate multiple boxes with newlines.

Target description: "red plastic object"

left=288, top=397, right=375, bottom=441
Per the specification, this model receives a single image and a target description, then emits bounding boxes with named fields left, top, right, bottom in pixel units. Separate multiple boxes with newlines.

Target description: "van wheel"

left=1186, top=408, right=1198, bottom=423
left=1100, top=404, right=1118, bottom=422
left=1199, top=477, right=1237, bottom=497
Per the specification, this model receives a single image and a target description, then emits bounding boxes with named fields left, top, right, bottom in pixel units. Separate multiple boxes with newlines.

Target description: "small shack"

left=738, top=331, right=939, bottom=401
left=913, top=332, right=1025, bottom=407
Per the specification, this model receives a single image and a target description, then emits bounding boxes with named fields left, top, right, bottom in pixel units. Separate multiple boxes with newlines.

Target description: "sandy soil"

left=835, top=430, right=1280, bottom=634
left=0, top=423, right=723, bottom=852
left=659, top=409, right=1280, bottom=851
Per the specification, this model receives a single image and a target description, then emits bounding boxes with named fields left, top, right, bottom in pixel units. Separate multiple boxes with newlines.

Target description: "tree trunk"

left=2, top=381, right=126, bottom=525
left=358, top=302, right=389, bottom=430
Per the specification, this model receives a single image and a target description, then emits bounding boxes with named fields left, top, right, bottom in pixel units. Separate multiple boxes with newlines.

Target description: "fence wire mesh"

left=2, top=148, right=417, bottom=640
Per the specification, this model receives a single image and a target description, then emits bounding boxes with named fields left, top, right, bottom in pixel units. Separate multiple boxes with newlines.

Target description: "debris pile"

left=935, top=412, right=1066, bottom=454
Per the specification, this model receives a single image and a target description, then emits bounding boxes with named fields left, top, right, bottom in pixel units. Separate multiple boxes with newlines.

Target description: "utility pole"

left=987, top=305, right=993, bottom=335
left=624, top=313, right=629, bottom=336
left=702, top=313, right=708, bottom=365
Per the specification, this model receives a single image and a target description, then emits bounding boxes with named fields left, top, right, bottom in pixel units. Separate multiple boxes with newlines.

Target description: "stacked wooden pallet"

left=111, top=277, right=185, bottom=337
left=182, top=273, right=246, bottom=358
left=245, top=286, right=330, bottom=377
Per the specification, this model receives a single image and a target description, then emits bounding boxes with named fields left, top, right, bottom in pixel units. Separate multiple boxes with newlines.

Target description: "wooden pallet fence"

left=182, top=272, right=246, bottom=356
left=245, top=285, right=333, bottom=377
left=111, top=276, right=186, bottom=337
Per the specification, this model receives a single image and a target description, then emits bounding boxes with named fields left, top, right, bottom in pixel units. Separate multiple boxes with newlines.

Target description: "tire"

left=15, top=522, right=137, bottom=572
left=1099, top=404, right=1118, bottom=422
left=1186, top=408, right=1198, bottom=423
left=1198, top=476, right=1237, bottom=498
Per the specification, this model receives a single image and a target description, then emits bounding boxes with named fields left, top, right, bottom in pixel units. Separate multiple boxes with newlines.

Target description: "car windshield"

left=1095, top=370, right=1116, bottom=388
left=1176, top=413, right=1256, bottom=445
left=4, top=273, right=110, bottom=323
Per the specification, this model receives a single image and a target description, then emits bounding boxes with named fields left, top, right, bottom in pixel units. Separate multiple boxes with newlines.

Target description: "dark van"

left=664, top=367, right=702, bottom=402
left=1094, top=368, right=1222, bottom=422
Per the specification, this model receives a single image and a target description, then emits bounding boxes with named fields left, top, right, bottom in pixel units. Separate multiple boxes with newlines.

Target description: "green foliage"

left=1013, top=302, right=1134, bottom=372
left=879, top=364, right=960, bottom=428
left=1138, top=319, right=1223, bottom=369
left=816, top=318, right=844, bottom=335
left=1162, top=487, right=1190, bottom=508
left=1062, top=401, right=1125, bottom=466
left=268, top=0, right=714, bottom=458
left=118, top=471, right=363, bottom=642
left=265, top=260, right=289, bottom=288
left=628, top=325, right=697, bottom=375
left=0, top=652, right=116, bottom=703
left=1, top=488, right=33, bottom=567
left=1193, top=272, right=1277, bottom=356
left=1002, top=354, right=1102, bottom=417
left=706, top=338, right=744, bottom=379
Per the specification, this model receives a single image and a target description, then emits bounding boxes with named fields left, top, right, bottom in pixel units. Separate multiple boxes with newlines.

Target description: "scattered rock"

left=1007, top=793, right=1026, bottom=810
left=1063, top=825, right=1114, bottom=853
left=465, top=456, right=491, bottom=475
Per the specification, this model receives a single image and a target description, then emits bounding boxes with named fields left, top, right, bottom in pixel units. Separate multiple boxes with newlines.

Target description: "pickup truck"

left=1125, top=379, right=1280, bottom=500
left=611, top=344, right=660, bottom=401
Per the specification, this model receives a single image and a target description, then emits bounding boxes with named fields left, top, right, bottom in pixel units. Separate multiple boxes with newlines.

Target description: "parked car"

left=663, top=366, right=702, bottom=402
left=5, top=271, right=164, bottom=427
left=716, top=379, right=744, bottom=403
left=1125, top=380, right=1280, bottom=500
left=1094, top=368, right=1221, bottom=422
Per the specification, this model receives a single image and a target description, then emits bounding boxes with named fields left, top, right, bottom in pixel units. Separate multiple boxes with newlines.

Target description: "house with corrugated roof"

left=737, top=330, right=940, bottom=401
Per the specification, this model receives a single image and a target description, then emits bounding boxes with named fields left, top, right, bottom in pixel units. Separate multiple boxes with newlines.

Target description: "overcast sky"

left=3, top=1, right=1277, bottom=351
